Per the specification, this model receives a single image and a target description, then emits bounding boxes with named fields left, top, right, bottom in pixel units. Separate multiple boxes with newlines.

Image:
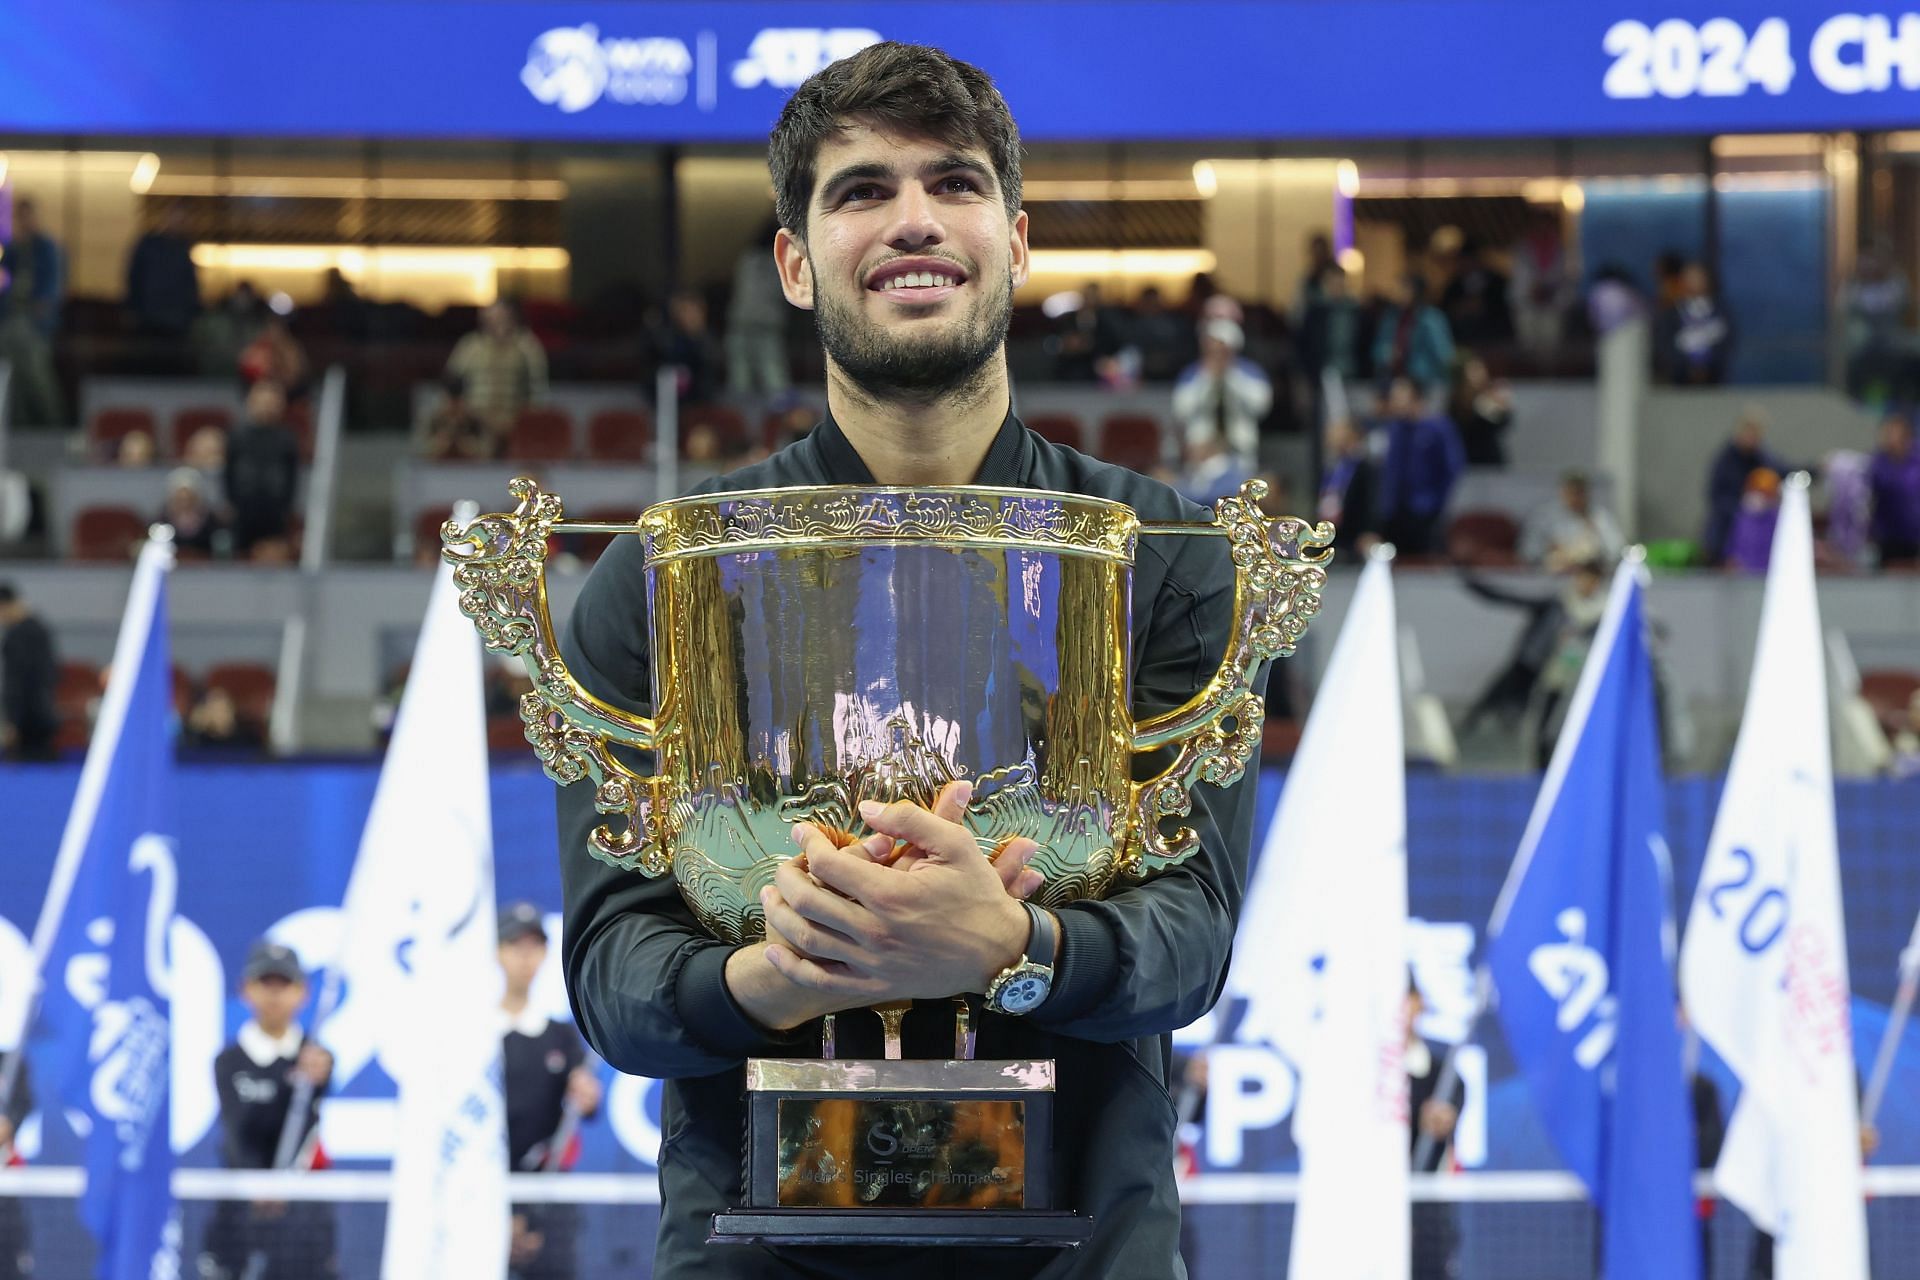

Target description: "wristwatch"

left=984, top=901, right=1057, bottom=1016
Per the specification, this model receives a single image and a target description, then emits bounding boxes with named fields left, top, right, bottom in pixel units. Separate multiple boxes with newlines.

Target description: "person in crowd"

left=0, top=580, right=56, bottom=761
left=1447, top=355, right=1513, bottom=467
left=1407, top=978, right=1465, bottom=1280
left=1585, top=262, right=1647, bottom=338
left=1726, top=467, right=1782, bottom=574
left=1318, top=416, right=1376, bottom=556
left=1172, top=317, right=1271, bottom=471
left=183, top=424, right=228, bottom=482
left=1440, top=238, right=1512, bottom=350
left=1460, top=557, right=1609, bottom=763
left=159, top=467, right=224, bottom=558
left=125, top=204, right=201, bottom=339
left=185, top=685, right=264, bottom=751
left=1373, top=273, right=1456, bottom=396
left=1870, top=411, right=1920, bottom=567
left=1654, top=262, right=1734, bottom=386
left=0, top=198, right=68, bottom=426
left=1173, top=431, right=1257, bottom=508
left=1520, top=471, right=1623, bottom=572
left=317, top=268, right=370, bottom=342
left=239, top=314, right=311, bottom=399
left=447, top=298, right=549, bottom=442
left=1372, top=376, right=1466, bottom=556
left=198, top=941, right=337, bottom=1280
left=726, top=219, right=793, bottom=400
left=422, top=373, right=497, bottom=460
left=653, top=290, right=724, bottom=407
left=1050, top=281, right=1127, bottom=381
left=223, top=379, right=301, bottom=562
left=115, top=428, right=158, bottom=469
left=1130, top=285, right=1192, bottom=383
left=1510, top=210, right=1573, bottom=361
left=193, top=282, right=267, bottom=379
left=0, top=1057, right=34, bottom=1280
left=1818, top=448, right=1874, bottom=568
left=1844, top=243, right=1914, bottom=405
left=1702, top=408, right=1784, bottom=566
left=1888, top=688, right=1920, bottom=780
left=498, top=904, right=602, bottom=1280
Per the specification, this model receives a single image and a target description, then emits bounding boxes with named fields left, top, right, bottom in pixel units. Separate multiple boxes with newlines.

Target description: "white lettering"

left=1203, top=1045, right=1295, bottom=1168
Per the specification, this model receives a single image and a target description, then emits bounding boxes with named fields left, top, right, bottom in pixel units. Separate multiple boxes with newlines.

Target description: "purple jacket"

left=1870, top=450, right=1920, bottom=548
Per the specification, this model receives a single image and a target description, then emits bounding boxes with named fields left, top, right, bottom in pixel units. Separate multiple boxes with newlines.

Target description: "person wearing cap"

left=198, top=941, right=337, bottom=1280
left=498, top=904, right=601, bottom=1280
left=1171, top=316, right=1272, bottom=474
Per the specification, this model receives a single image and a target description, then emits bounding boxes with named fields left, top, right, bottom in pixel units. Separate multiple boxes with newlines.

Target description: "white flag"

left=1227, top=555, right=1409, bottom=1280
left=333, top=563, right=508, bottom=1280
left=1679, top=481, right=1867, bottom=1280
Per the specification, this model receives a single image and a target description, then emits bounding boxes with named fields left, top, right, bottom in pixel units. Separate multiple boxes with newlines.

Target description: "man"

left=1371, top=376, right=1466, bottom=557
left=223, top=378, right=301, bottom=562
left=1869, top=411, right=1920, bottom=567
left=1461, top=557, right=1609, bottom=766
left=0, top=581, right=57, bottom=761
left=1171, top=317, right=1272, bottom=471
left=1702, top=409, right=1782, bottom=566
left=0, top=198, right=67, bottom=426
left=557, top=42, right=1259, bottom=1279
left=498, top=903, right=602, bottom=1280
left=1518, top=471, right=1623, bottom=572
left=1317, top=416, right=1376, bottom=556
left=1406, top=980, right=1464, bottom=1280
left=198, top=941, right=337, bottom=1280
left=1655, top=262, right=1734, bottom=386
left=446, top=298, right=548, bottom=447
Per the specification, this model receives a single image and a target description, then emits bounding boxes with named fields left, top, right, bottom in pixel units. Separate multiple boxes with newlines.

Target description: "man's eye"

left=843, top=185, right=882, bottom=203
left=939, top=177, right=977, bottom=194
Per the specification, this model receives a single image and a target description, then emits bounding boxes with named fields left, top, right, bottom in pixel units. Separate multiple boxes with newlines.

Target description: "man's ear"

left=1008, top=209, right=1032, bottom=292
left=775, top=226, right=814, bottom=310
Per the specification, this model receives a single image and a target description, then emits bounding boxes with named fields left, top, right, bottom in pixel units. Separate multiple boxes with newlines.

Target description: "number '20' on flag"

left=1487, top=564, right=1699, bottom=1280
left=27, top=536, right=181, bottom=1279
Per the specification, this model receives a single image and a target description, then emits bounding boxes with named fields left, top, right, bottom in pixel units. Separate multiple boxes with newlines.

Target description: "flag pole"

left=1860, top=905, right=1920, bottom=1131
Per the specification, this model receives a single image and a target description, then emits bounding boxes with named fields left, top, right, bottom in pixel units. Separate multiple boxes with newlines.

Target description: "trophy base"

left=709, top=1208, right=1092, bottom=1248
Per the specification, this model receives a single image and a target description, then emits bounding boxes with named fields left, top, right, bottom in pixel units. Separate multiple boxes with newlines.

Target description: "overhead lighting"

left=1561, top=183, right=1586, bottom=213
left=188, top=243, right=570, bottom=306
left=1026, top=249, right=1217, bottom=277
left=1712, top=133, right=1823, bottom=157
left=1337, top=247, right=1365, bottom=274
left=1022, top=177, right=1210, bottom=202
left=1335, top=160, right=1360, bottom=198
left=130, top=153, right=161, bottom=195
left=147, top=174, right=568, bottom=201
left=1191, top=161, right=1218, bottom=199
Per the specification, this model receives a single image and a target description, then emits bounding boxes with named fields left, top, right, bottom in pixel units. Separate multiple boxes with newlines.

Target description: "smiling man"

left=556, top=42, right=1260, bottom=1278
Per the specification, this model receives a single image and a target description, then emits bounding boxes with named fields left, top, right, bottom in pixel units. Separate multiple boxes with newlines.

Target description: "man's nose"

left=885, top=184, right=945, bottom=250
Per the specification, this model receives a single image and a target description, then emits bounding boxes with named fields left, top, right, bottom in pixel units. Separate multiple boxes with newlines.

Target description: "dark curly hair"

left=767, top=42, right=1023, bottom=242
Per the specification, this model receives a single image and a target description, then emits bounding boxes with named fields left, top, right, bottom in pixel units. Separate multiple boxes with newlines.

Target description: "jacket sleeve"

left=1028, top=535, right=1257, bottom=1043
left=554, top=535, right=807, bottom=1080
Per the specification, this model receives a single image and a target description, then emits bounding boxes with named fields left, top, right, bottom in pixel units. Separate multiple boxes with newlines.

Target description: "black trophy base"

left=709, top=1208, right=1092, bottom=1248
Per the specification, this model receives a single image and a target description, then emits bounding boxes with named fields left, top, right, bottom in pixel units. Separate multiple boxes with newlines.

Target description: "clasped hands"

left=744, top=780, right=1043, bottom=1023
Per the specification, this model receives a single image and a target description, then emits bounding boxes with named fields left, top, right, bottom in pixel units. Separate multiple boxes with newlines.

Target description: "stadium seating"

left=87, top=407, right=159, bottom=461
left=70, top=506, right=146, bottom=562
left=1099, top=414, right=1165, bottom=473
left=505, top=406, right=575, bottom=462
left=1860, top=668, right=1920, bottom=736
left=1446, top=510, right=1523, bottom=566
left=169, top=406, right=235, bottom=456
left=1024, top=412, right=1085, bottom=451
left=203, top=662, right=277, bottom=734
left=586, top=408, right=652, bottom=462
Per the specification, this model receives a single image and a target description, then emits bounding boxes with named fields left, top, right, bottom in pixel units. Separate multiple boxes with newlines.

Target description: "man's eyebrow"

left=922, top=155, right=995, bottom=190
left=817, top=155, right=998, bottom=206
left=818, top=161, right=895, bottom=205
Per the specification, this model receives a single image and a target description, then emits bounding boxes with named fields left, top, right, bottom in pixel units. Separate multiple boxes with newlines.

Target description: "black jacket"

left=1, top=613, right=56, bottom=751
left=213, top=1030, right=325, bottom=1169
left=555, top=411, right=1261, bottom=1278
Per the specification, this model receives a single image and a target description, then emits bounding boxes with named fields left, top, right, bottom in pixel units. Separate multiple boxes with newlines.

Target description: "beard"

left=813, top=264, right=1013, bottom=403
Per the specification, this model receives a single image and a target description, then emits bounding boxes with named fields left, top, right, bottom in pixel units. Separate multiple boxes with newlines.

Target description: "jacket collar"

left=810, top=406, right=1033, bottom=487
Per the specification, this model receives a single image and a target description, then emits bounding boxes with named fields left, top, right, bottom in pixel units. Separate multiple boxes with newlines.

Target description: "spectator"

left=725, top=219, right=792, bottom=400
left=1299, top=264, right=1360, bottom=385
left=1844, top=243, right=1914, bottom=405
left=1447, top=356, right=1513, bottom=467
left=652, top=290, right=723, bottom=406
left=447, top=298, right=548, bottom=439
left=192, top=282, right=267, bottom=379
left=1373, top=273, right=1456, bottom=395
left=1173, top=433, right=1257, bottom=509
left=1586, top=263, right=1647, bottom=337
left=1371, top=376, right=1466, bottom=556
left=184, top=685, right=264, bottom=751
left=0, top=198, right=68, bottom=426
left=1520, top=471, right=1624, bottom=572
left=1510, top=209, right=1573, bottom=360
left=1051, top=281, right=1126, bottom=381
left=125, top=204, right=201, bottom=339
left=1823, top=449, right=1874, bottom=568
left=159, top=467, right=224, bottom=559
left=224, top=380, right=301, bottom=562
left=239, top=314, right=310, bottom=398
left=0, top=580, right=57, bottom=760
left=422, top=374, right=497, bottom=460
left=1462, top=557, right=1609, bottom=764
left=1870, top=412, right=1920, bottom=567
left=318, top=267, right=369, bottom=341
left=1702, top=408, right=1782, bottom=566
left=116, top=429, right=159, bottom=469
left=1317, top=416, right=1376, bottom=556
left=1725, top=467, right=1782, bottom=575
left=1172, top=318, right=1272, bottom=470
left=1407, top=978, right=1465, bottom=1280
left=1440, top=238, right=1513, bottom=350
left=1130, top=285, right=1193, bottom=383
left=1654, top=262, right=1733, bottom=385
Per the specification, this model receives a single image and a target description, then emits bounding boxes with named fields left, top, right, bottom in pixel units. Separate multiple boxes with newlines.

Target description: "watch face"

left=997, top=972, right=1049, bottom=1014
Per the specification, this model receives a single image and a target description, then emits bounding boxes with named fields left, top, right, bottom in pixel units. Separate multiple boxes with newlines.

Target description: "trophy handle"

left=442, top=477, right=675, bottom=876
left=1123, top=480, right=1333, bottom=878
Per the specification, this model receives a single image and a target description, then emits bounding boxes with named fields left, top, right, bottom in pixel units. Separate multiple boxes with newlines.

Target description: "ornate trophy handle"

left=1123, top=480, right=1333, bottom=878
left=441, top=477, right=676, bottom=876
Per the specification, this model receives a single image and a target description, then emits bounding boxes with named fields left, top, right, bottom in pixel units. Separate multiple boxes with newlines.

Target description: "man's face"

left=775, top=122, right=1029, bottom=402
left=1386, top=379, right=1420, bottom=420
left=481, top=303, right=513, bottom=339
left=1881, top=416, right=1913, bottom=458
left=242, top=975, right=306, bottom=1030
left=499, top=934, right=547, bottom=991
left=1562, top=482, right=1589, bottom=515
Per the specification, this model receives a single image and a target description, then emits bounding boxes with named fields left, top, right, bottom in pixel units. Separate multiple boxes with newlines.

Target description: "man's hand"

left=565, top=1066, right=602, bottom=1117
left=0, top=1115, right=13, bottom=1151
left=1418, top=1098, right=1458, bottom=1141
left=294, top=1043, right=332, bottom=1089
left=762, top=782, right=1038, bottom=1002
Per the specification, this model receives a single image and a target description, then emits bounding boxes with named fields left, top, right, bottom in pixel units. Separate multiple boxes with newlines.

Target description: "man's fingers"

left=990, top=836, right=1039, bottom=889
left=857, top=797, right=975, bottom=863
left=805, top=839, right=902, bottom=903
left=931, top=779, right=974, bottom=823
left=1012, top=868, right=1044, bottom=901
left=764, top=943, right=888, bottom=998
left=762, top=883, right=873, bottom=964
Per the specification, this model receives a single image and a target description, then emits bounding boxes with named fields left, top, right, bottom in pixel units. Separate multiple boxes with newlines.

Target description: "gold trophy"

left=444, top=478, right=1331, bottom=1246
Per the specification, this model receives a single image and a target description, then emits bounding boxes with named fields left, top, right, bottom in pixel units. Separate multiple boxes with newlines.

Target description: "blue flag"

left=1487, top=568, right=1699, bottom=1280
left=29, top=539, right=179, bottom=1279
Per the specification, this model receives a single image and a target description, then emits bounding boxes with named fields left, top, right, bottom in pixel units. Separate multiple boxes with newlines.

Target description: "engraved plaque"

left=775, top=1098, right=1026, bottom=1210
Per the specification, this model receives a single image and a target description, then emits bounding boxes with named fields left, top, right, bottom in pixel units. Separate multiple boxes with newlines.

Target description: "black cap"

left=498, top=902, right=549, bottom=944
left=243, top=940, right=305, bottom=983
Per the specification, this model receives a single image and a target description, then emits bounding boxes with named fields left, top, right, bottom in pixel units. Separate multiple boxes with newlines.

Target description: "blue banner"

left=1488, top=573, right=1699, bottom=1279
left=29, top=547, right=180, bottom=1280
left=2, top=3, right=1920, bottom=142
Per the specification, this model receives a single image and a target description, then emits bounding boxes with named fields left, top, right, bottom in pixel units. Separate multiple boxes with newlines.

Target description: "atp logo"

left=1527, top=908, right=1619, bottom=1075
left=522, top=26, right=692, bottom=114
left=732, top=28, right=882, bottom=90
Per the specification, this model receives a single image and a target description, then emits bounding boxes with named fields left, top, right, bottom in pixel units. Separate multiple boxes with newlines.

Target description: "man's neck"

left=826, top=359, right=1011, bottom=486
left=501, top=991, right=529, bottom=1016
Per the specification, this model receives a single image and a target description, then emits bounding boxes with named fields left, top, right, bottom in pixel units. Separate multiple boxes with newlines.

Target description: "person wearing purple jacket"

left=1869, top=412, right=1920, bottom=566
left=1370, top=375, right=1466, bottom=556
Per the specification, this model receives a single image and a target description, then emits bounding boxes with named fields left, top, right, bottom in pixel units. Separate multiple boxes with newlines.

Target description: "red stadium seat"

left=70, top=506, right=146, bottom=562
left=1860, top=669, right=1920, bottom=736
left=488, top=714, right=532, bottom=754
left=1446, top=510, right=1522, bottom=566
left=87, top=407, right=159, bottom=462
left=1025, top=413, right=1084, bottom=451
left=54, top=661, right=100, bottom=736
left=413, top=507, right=456, bottom=563
left=586, top=408, right=653, bottom=462
left=170, top=406, right=235, bottom=456
left=570, top=507, right=644, bottom=563
left=681, top=404, right=750, bottom=457
left=203, top=662, right=277, bottom=732
left=505, top=406, right=575, bottom=462
left=1099, top=414, right=1164, bottom=473
left=285, top=398, right=316, bottom=462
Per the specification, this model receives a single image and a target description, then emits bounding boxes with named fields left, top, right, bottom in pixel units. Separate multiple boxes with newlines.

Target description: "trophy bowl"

left=443, top=478, right=1332, bottom=946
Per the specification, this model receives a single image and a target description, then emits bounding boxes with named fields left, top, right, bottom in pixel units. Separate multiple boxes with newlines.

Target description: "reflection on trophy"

left=444, top=477, right=1331, bottom=1245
